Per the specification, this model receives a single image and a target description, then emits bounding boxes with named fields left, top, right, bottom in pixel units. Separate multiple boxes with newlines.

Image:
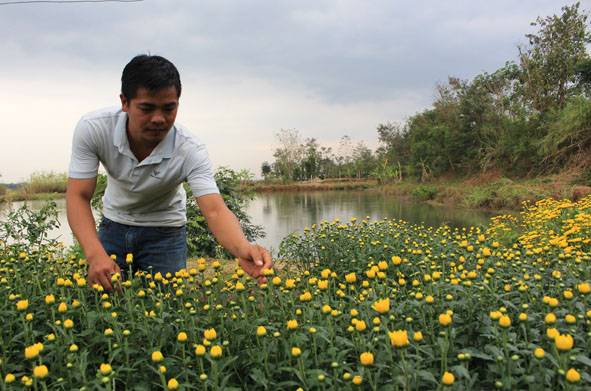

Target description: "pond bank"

left=247, top=173, right=591, bottom=211
left=0, top=191, right=66, bottom=203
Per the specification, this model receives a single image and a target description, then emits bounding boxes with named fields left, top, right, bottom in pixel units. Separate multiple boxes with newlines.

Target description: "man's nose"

left=151, top=112, right=165, bottom=124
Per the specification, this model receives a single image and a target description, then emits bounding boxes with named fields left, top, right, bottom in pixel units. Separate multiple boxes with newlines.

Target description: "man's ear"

left=120, top=93, right=129, bottom=112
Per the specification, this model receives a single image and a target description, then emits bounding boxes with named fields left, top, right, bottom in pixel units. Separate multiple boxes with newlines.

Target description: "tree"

left=260, top=161, right=272, bottom=180
left=272, top=129, right=304, bottom=182
left=300, top=138, right=322, bottom=180
left=351, top=141, right=376, bottom=179
left=375, top=122, right=411, bottom=163
left=518, top=2, right=591, bottom=113
left=336, top=135, right=354, bottom=177
left=575, top=58, right=591, bottom=96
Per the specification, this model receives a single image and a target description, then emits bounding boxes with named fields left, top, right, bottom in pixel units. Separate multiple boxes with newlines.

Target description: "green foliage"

left=538, top=97, right=591, bottom=170
left=186, top=166, right=265, bottom=258
left=0, top=199, right=60, bottom=252
left=518, top=2, right=590, bottom=112
left=90, top=173, right=108, bottom=214
left=371, top=159, right=399, bottom=184
left=0, top=184, right=6, bottom=196
left=412, top=185, right=438, bottom=201
left=260, top=161, right=272, bottom=180
left=574, top=58, right=591, bottom=93
left=373, top=5, right=591, bottom=179
left=375, top=122, right=411, bottom=163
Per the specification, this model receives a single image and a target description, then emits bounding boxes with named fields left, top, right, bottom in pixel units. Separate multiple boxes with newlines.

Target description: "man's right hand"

left=87, top=255, right=121, bottom=294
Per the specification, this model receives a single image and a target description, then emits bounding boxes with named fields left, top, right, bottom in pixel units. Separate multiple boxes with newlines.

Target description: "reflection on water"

left=1, top=191, right=505, bottom=255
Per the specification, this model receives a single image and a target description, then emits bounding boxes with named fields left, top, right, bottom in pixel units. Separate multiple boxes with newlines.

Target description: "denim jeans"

left=97, top=216, right=187, bottom=277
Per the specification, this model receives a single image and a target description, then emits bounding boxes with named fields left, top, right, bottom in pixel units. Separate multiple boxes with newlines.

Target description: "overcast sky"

left=0, top=0, right=584, bottom=182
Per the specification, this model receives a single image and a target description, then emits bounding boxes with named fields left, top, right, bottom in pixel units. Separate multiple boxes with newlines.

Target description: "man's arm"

left=196, top=193, right=272, bottom=283
left=66, top=177, right=120, bottom=293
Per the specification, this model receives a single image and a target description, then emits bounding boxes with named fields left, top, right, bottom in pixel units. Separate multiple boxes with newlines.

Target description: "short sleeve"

left=68, top=117, right=100, bottom=179
left=185, top=144, right=220, bottom=198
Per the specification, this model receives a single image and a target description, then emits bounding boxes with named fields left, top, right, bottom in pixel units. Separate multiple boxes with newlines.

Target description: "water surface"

left=1, top=191, right=503, bottom=255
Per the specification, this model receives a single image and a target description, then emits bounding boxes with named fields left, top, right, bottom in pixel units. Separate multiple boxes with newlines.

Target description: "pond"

left=1, top=191, right=505, bottom=256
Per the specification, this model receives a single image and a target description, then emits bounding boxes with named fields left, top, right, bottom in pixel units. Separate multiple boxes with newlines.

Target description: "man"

left=67, top=54, right=271, bottom=293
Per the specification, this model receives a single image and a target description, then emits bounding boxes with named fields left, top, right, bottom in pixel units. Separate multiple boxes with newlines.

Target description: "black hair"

left=121, top=54, right=182, bottom=101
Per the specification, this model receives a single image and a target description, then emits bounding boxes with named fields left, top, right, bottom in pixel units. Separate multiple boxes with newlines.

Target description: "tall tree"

left=260, top=161, right=272, bottom=180
left=300, top=138, right=322, bottom=180
left=375, top=122, right=411, bottom=163
left=272, top=129, right=303, bottom=181
left=518, top=2, right=590, bottom=113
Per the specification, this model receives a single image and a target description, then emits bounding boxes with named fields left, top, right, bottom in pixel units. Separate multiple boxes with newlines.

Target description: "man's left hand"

left=237, top=244, right=272, bottom=284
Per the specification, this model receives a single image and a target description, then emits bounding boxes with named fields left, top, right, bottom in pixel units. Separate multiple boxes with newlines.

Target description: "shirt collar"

left=113, top=111, right=175, bottom=164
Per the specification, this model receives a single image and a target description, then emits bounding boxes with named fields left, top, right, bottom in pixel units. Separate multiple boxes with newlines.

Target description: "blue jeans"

left=97, top=217, right=187, bottom=277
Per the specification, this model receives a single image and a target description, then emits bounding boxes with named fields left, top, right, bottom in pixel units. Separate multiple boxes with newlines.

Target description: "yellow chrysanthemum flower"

left=360, top=352, right=374, bottom=366
left=167, top=378, right=179, bottom=390
left=33, top=365, right=48, bottom=379
left=388, top=330, right=409, bottom=347
left=100, top=363, right=112, bottom=376
left=499, top=315, right=511, bottom=328
left=372, top=298, right=390, bottom=314
left=204, top=328, right=217, bottom=340
left=16, top=300, right=28, bottom=311
left=439, top=313, right=452, bottom=326
left=555, top=334, right=573, bottom=351
left=210, top=345, right=222, bottom=358
left=151, top=351, right=163, bottom=362
left=566, top=368, right=581, bottom=383
left=442, top=371, right=455, bottom=385
left=195, top=345, right=206, bottom=356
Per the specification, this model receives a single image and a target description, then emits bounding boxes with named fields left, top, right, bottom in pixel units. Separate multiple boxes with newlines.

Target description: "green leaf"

left=575, top=355, right=591, bottom=367
left=416, top=370, right=438, bottom=384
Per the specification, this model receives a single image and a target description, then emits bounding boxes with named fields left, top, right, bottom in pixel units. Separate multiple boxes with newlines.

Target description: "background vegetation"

left=263, top=3, right=591, bottom=184
left=0, top=171, right=67, bottom=202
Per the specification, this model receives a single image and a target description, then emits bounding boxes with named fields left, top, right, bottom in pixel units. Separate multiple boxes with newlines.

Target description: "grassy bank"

left=0, top=191, right=65, bottom=203
left=1, top=171, right=67, bottom=203
left=382, top=172, right=591, bottom=210
left=249, top=178, right=376, bottom=192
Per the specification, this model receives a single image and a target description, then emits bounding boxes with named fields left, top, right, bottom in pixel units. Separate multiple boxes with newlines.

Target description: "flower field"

left=1, top=195, right=591, bottom=390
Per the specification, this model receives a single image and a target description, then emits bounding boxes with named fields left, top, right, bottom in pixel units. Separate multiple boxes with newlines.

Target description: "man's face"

left=120, top=87, right=179, bottom=148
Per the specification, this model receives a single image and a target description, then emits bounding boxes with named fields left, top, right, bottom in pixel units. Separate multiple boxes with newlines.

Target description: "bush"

left=412, top=185, right=438, bottom=201
left=186, top=166, right=265, bottom=258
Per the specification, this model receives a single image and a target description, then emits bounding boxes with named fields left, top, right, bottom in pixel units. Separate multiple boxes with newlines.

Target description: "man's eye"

left=141, top=108, right=152, bottom=113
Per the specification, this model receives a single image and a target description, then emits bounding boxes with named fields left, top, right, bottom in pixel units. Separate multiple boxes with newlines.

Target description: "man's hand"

left=87, top=254, right=121, bottom=294
left=237, top=244, right=272, bottom=284
left=196, top=194, right=273, bottom=283
left=68, top=177, right=121, bottom=293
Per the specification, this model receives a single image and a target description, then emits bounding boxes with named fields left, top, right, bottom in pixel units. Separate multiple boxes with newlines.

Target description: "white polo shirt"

left=68, top=106, right=219, bottom=227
